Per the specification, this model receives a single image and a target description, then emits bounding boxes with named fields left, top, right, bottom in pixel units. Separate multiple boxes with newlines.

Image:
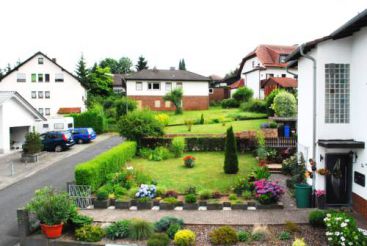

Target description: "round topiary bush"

left=173, top=229, right=196, bottom=246
left=309, top=210, right=326, bottom=227
left=271, top=91, right=297, bottom=117
left=184, top=194, right=197, bottom=204
left=209, top=226, right=238, bottom=245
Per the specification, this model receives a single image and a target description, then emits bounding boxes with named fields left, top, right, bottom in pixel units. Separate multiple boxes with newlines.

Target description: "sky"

left=0, top=0, right=366, bottom=77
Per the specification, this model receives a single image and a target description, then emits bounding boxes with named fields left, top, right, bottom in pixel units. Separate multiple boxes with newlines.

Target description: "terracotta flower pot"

left=40, top=223, right=63, bottom=239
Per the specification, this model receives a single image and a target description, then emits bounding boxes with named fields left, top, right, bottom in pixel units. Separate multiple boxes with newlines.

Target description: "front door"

left=325, top=153, right=352, bottom=205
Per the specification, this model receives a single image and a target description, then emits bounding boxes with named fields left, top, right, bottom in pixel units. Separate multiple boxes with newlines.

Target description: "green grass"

left=164, top=119, right=267, bottom=134
left=129, top=152, right=257, bottom=192
left=154, top=107, right=266, bottom=125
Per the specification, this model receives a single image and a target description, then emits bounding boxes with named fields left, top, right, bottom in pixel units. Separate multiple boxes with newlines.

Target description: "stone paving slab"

left=80, top=208, right=314, bottom=225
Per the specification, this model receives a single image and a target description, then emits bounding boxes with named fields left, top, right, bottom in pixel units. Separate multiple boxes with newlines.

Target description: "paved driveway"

left=0, top=135, right=123, bottom=246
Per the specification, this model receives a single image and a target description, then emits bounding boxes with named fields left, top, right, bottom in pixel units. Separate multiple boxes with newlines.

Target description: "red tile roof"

left=261, top=77, right=297, bottom=88
left=229, top=79, right=244, bottom=89
left=58, top=107, right=81, bottom=114
left=245, top=44, right=296, bottom=68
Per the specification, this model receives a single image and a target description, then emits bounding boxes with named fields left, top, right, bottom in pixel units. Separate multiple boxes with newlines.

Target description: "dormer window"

left=38, top=57, right=44, bottom=64
left=279, top=54, right=288, bottom=63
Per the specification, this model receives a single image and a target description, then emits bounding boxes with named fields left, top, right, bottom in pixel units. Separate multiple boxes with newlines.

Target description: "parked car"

left=40, top=131, right=75, bottom=152
left=72, top=128, right=97, bottom=144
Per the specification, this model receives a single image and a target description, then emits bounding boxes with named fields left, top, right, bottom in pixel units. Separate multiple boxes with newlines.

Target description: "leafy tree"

left=0, top=68, right=4, bottom=80
left=179, top=59, right=186, bottom=70
left=119, top=110, right=164, bottom=147
left=224, top=126, right=239, bottom=174
left=265, top=89, right=284, bottom=116
left=99, top=57, right=133, bottom=74
left=75, top=54, right=90, bottom=89
left=88, top=66, right=113, bottom=96
left=232, top=87, right=253, bottom=103
left=163, top=88, right=183, bottom=114
left=114, top=97, right=137, bottom=118
left=224, top=68, right=239, bottom=79
left=135, top=56, right=148, bottom=71
left=271, top=91, right=297, bottom=117
left=6, top=63, right=11, bottom=73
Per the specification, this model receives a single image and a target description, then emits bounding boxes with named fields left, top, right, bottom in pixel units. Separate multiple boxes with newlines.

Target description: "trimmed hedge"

left=75, top=141, right=137, bottom=191
left=141, top=137, right=257, bottom=152
left=71, top=111, right=107, bottom=134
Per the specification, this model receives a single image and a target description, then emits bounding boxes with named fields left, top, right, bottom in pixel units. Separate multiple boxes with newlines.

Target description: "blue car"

left=72, top=128, right=97, bottom=144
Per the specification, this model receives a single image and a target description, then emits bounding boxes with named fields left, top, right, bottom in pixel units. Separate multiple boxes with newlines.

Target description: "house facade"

left=0, top=91, right=46, bottom=153
left=286, top=9, right=367, bottom=218
left=0, top=52, right=87, bottom=118
left=238, top=44, right=297, bottom=99
left=125, top=68, right=210, bottom=110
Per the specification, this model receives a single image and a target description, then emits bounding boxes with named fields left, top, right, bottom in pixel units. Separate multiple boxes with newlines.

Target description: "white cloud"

left=0, top=0, right=366, bottom=77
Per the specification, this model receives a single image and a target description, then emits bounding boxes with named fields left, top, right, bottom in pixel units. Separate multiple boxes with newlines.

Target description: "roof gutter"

left=299, top=43, right=317, bottom=192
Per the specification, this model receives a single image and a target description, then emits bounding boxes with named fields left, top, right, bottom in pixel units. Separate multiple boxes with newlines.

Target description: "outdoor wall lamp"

left=320, top=154, right=324, bottom=162
left=349, top=151, right=358, bottom=163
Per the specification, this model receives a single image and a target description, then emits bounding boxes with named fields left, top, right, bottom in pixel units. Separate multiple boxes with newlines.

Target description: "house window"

left=54, top=123, right=64, bottom=129
left=209, top=88, right=214, bottom=94
left=43, top=124, right=49, bottom=128
left=154, top=100, right=161, bottom=108
left=325, top=63, right=350, bottom=123
left=279, top=54, right=288, bottom=63
left=45, top=108, right=50, bottom=116
left=38, top=91, right=43, bottom=99
left=165, top=101, right=171, bottom=108
left=45, top=74, right=50, bottom=82
left=38, top=57, right=44, bottom=64
left=38, top=108, right=44, bottom=115
left=17, top=73, right=26, bottom=82
left=31, top=91, right=36, bottom=99
left=176, top=82, right=183, bottom=89
left=68, top=123, right=73, bottom=128
left=136, top=82, right=143, bottom=91
left=45, top=91, right=50, bottom=99
left=266, top=73, right=274, bottom=79
left=31, top=73, right=37, bottom=82
left=38, top=74, right=43, bottom=82
left=55, top=73, right=64, bottom=82
left=165, top=82, right=172, bottom=91
left=282, top=74, right=286, bottom=78
left=148, top=82, right=160, bottom=90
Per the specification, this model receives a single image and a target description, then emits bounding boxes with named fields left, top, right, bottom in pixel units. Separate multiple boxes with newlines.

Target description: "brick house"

left=261, top=77, right=297, bottom=97
left=124, top=68, right=210, bottom=110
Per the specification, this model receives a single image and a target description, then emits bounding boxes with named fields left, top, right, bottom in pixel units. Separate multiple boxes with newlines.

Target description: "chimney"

left=52, top=58, right=57, bottom=63
left=153, top=66, right=158, bottom=72
left=170, top=67, right=175, bottom=71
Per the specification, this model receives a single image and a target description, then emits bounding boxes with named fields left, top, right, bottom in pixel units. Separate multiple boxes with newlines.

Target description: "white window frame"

left=54, top=123, right=64, bottom=129
left=38, top=91, right=43, bottom=99
left=176, top=82, right=183, bottom=89
left=17, top=73, right=26, bottom=82
left=136, top=81, right=143, bottom=91
left=31, top=91, right=36, bottom=99
left=154, top=100, right=161, bottom=108
left=148, top=82, right=160, bottom=90
left=45, top=91, right=50, bottom=99
left=38, top=108, right=44, bottom=115
left=38, top=57, right=44, bottom=64
left=45, top=108, right=50, bottom=116
left=55, top=73, right=64, bottom=82
left=165, top=82, right=172, bottom=91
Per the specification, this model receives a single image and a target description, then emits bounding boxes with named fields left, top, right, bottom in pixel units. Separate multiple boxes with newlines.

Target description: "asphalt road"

left=0, top=135, right=123, bottom=246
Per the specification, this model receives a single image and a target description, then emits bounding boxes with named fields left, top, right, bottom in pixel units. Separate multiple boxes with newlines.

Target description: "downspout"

left=299, top=43, right=317, bottom=195
left=286, top=62, right=298, bottom=78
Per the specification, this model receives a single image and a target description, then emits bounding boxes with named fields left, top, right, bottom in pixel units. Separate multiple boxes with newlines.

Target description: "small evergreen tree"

left=224, top=126, right=239, bottom=174
left=75, top=54, right=90, bottom=89
left=23, top=129, right=43, bottom=154
left=163, top=88, right=183, bottom=115
left=179, top=59, right=186, bottom=70
left=135, top=56, right=149, bottom=71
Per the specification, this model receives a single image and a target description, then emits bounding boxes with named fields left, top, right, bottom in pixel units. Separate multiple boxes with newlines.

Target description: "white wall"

left=126, top=80, right=209, bottom=96
left=297, top=27, right=367, bottom=199
left=0, top=54, right=86, bottom=117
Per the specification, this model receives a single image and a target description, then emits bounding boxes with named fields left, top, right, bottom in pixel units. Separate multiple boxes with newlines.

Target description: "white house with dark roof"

left=0, top=91, right=46, bottom=154
left=0, top=51, right=86, bottom=117
left=238, top=44, right=298, bottom=99
left=286, top=9, right=367, bottom=219
left=124, top=68, right=210, bottom=110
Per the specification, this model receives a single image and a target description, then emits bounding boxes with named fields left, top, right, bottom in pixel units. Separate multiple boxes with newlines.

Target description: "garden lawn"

left=164, top=119, right=267, bottom=134
left=129, top=152, right=258, bottom=193
left=154, top=106, right=267, bottom=125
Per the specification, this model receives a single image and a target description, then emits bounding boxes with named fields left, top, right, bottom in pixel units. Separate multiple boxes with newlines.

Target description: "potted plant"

left=317, top=168, right=330, bottom=176
left=21, top=129, right=43, bottom=163
left=206, top=199, right=223, bottom=210
left=137, top=197, right=153, bottom=209
left=183, top=194, right=198, bottom=210
left=183, top=155, right=196, bottom=168
left=160, top=197, right=178, bottom=210
left=315, top=190, right=326, bottom=209
left=135, top=184, right=156, bottom=209
left=93, top=187, right=110, bottom=209
left=253, top=179, right=284, bottom=208
left=26, top=187, right=74, bottom=239
left=115, top=196, right=131, bottom=209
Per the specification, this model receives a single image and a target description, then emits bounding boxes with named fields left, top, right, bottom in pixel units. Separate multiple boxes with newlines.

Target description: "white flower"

left=335, top=232, right=340, bottom=236
left=336, top=217, right=342, bottom=221
left=341, top=236, right=345, bottom=241
left=327, top=213, right=331, bottom=217
left=341, top=222, right=347, bottom=228
left=327, top=224, right=331, bottom=227
left=341, top=242, right=345, bottom=246
left=126, top=166, right=134, bottom=170
left=328, top=238, right=332, bottom=241
left=345, top=219, right=350, bottom=223
left=348, top=242, right=353, bottom=245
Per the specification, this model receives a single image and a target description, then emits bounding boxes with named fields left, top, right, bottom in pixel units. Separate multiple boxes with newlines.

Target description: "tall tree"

left=6, top=63, right=11, bottom=73
left=88, top=66, right=113, bottom=96
left=118, top=57, right=133, bottom=73
left=99, top=57, right=133, bottom=74
left=0, top=68, right=3, bottom=80
left=224, top=126, right=239, bottom=174
left=179, top=59, right=186, bottom=70
left=135, top=56, right=149, bottom=71
left=75, top=54, right=90, bottom=89
left=163, top=88, right=183, bottom=115
left=224, top=68, right=239, bottom=79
